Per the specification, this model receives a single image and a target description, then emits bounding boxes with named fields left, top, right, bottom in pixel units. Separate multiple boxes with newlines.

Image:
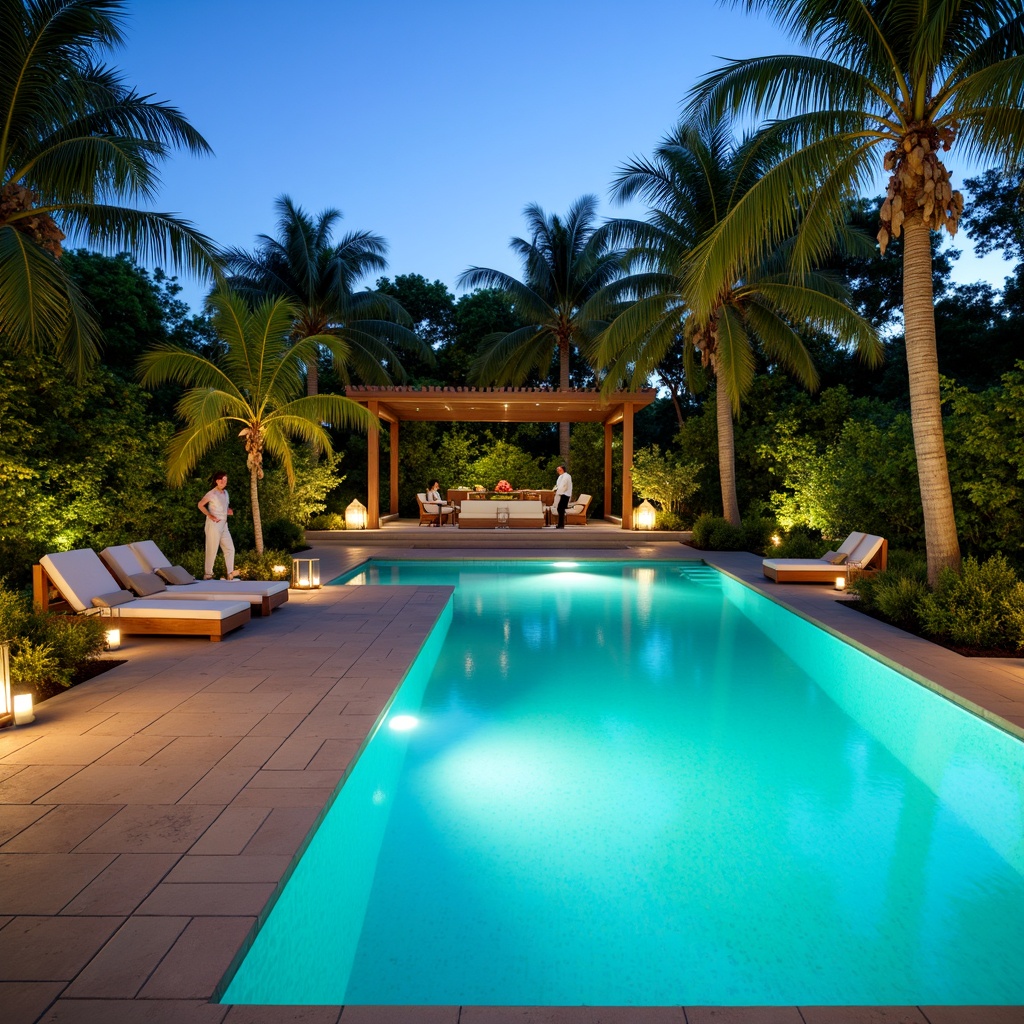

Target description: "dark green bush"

left=872, top=576, right=930, bottom=632
left=656, top=510, right=686, bottom=531
left=262, top=518, right=304, bottom=551
left=917, top=554, right=1024, bottom=651
left=771, top=526, right=822, bottom=559
left=235, top=549, right=293, bottom=582
left=691, top=513, right=721, bottom=549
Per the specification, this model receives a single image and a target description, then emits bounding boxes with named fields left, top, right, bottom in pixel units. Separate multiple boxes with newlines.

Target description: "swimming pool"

left=222, top=559, right=1024, bottom=1006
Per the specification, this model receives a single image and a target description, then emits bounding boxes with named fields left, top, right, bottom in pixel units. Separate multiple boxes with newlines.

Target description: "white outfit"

left=554, top=473, right=573, bottom=499
left=201, top=487, right=235, bottom=577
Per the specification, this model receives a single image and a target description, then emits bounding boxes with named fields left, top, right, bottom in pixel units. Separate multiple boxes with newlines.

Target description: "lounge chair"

left=416, top=493, right=456, bottom=526
left=98, top=543, right=288, bottom=616
left=544, top=493, right=593, bottom=526
left=762, top=532, right=887, bottom=583
left=34, top=549, right=251, bottom=641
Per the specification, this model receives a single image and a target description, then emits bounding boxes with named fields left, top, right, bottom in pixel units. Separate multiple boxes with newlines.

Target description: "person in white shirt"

left=197, top=470, right=237, bottom=579
left=552, top=464, right=572, bottom=529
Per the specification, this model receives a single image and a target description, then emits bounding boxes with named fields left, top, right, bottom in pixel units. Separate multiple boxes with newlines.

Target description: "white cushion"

left=130, top=540, right=172, bottom=572
left=99, top=545, right=146, bottom=588
left=145, top=580, right=290, bottom=601
left=42, top=550, right=126, bottom=612
left=112, top=598, right=250, bottom=620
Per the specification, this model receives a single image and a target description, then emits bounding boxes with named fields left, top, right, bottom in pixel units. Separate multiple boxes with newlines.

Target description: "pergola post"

left=604, top=420, right=613, bottom=524
left=620, top=402, right=634, bottom=530
left=389, top=418, right=399, bottom=516
left=368, top=400, right=380, bottom=529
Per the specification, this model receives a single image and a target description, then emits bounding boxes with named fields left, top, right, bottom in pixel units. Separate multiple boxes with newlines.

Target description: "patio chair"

left=762, top=532, right=887, bottom=583
left=99, top=543, right=288, bottom=616
left=34, top=549, right=250, bottom=641
left=416, top=493, right=456, bottom=526
left=565, top=494, right=593, bottom=526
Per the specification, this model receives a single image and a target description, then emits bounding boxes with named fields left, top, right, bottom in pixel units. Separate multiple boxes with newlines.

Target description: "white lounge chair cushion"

left=41, top=550, right=249, bottom=620
left=155, top=564, right=195, bottom=585
left=130, top=540, right=287, bottom=596
left=92, top=590, right=135, bottom=608
left=127, top=571, right=167, bottom=596
left=98, top=544, right=148, bottom=589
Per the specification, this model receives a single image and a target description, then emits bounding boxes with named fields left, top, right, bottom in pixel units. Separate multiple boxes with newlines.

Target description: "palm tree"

left=686, top=0, right=1024, bottom=581
left=457, top=196, right=625, bottom=460
left=138, top=289, right=377, bottom=552
left=221, top=195, right=428, bottom=397
left=595, top=115, right=881, bottom=525
left=1, top=0, right=217, bottom=378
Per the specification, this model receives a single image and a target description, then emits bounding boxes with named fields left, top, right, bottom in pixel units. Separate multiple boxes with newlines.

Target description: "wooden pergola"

left=345, top=386, right=658, bottom=529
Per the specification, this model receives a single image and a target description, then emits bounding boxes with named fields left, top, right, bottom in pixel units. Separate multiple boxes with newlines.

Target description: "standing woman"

left=198, top=471, right=238, bottom=579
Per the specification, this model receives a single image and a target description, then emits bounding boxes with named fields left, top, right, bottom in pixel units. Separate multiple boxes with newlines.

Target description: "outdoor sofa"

left=99, top=542, right=289, bottom=616
left=34, top=549, right=251, bottom=641
left=761, top=532, right=888, bottom=583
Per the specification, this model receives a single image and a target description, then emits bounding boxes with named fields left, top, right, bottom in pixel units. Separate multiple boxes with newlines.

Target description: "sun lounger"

left=762, top=532, right=887, bottom=583
left=34, top=549, right=250, bottom=641
left=98, top=542, right=288, bottom=616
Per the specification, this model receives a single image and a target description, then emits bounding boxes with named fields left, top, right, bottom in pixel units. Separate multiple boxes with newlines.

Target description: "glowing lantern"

left=291, top=557, right=321, bottom=590
left=634, top=499, right=656, bottom=530
left=835, top=575, right=847, bottom=592
left=13, top=693, right=34, bottom=726
left=345, top=499, right=368, bottom=530
left=0, top=642, right=12, bottom=729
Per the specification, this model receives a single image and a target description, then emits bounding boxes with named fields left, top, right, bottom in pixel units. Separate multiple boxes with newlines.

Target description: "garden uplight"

left=13, top=693, right=34, bottom=726
left=292, top=557, right=321, bottom=590
left=0, top=642, right=12, bottom=729
left=105, top=628, right=121, bottom=650
left=835, top=576, right=847, bottom=592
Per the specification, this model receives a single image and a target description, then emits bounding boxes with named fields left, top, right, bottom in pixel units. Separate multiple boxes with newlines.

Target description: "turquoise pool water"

left=222, top=560, right=1024, bottom=1006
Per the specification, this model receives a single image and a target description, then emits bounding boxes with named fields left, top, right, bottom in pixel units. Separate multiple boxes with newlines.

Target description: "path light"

left=771, top=533, right=782, bottom=546
left=635, top=499, right=656, bottom=530
left=292, top=557, right=321, bottom=590
left=0, top=642, right=12, bottom=729
left=13, top=693, right=34, bottom=726
left=835, top=576, right=847, bottom=592
left=104, top=628, right=121, bottom=651
left=345, top=499, right=368, bottom=530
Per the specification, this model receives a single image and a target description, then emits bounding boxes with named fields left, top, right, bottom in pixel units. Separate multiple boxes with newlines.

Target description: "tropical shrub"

left=770, top=526, right=822, bottom=559
left=471, top=438, right=546, bottom=491
left=308, top=513, right=346, bottom=530
left=631, top=446, right=702, bottom=520
left=262, top=519, right=304, bottom=552
left=917, top=555, right=1024, bottom=652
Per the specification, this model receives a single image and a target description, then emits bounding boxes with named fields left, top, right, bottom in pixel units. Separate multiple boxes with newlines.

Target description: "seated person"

left=424, top=480, right=456, bottom=526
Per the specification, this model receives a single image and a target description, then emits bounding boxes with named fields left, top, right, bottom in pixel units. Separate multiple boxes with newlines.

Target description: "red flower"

left=495, top=480, right=513, bottom=493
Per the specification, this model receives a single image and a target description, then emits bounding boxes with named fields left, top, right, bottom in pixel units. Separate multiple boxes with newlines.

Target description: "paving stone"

left=62, top=853, right=179, bottom=915
left=231, top=786, right=332, bottom=809
left=179, top=765, right=258, bottom=804
left=95, top=735, right=175, bottom=765
left=225, top=1006, right=341, bottom=1024
left=75, top=803, right=222, bottom=854
left=39, top=997, right=229, bottom=1023
left=174, top=692, right=290, bottom=714
left=0, top=734, right=125, bottom=765
left=84, top=712, right=165, bottom=735
left=189, top=806, right=272, bottom=856
left=142, top=712, right=269, bottom=738
left=0, top=765, right=84, bottom=803
left=687, top=1010, right=804, bottom=1024
left=0, top=853, right=115, bottom=914
left=460, top=1011, right=685, bottom=1024
left=1, top=803, right=121, bottom=852
left=800, top=1007, right=929, bottom=1023
left=218, top=736, right=286, bottom=767
left=920, top=1010, right=1024, bottom=1024
left=137, top=880, right=275, bottom=915
left=0, top=980, right=65, bottom=1024
left=139, top=916, right=255, bottom=999
left=167, top=854, right=290, bottom=883
left=340, top=1009, right=457, bottom=1024
left=63, top=915, right=189, bottom=997
left=0, top=915, right=122, bottom=979
left=242, top=806, right=319, bottom=856
left=306, top=739, right=362, bottom=771
left=0, top=803, right=50, bottom=845
left=43, top=764, right=210, bottom=804
left=247, top=714, right=305, bottom=737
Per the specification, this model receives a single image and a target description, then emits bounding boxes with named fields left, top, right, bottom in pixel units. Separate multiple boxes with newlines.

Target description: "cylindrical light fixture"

left=834, top=575, right=847, bottom=592
left=13, top=693, right=34, bottom=726
left=291, top=557, right=321, bottom=589
left=105, top=627, right=121, bottom=650
left=0, top=642, right=12, bottom=729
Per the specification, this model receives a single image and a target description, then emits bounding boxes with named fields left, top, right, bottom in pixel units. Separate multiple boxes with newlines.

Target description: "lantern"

left=0, top=641, right=12, bottom=729
left=634, top=499, right=657, bottom=530
left=13, top=693, right=34, bottom=726
left=345, top=499, right=368, bottom=530
left=835, top=575, right=847, bottom=592
left=105, top=628, right=122, bottom=651
left=291, top=557, right=321, bottom=590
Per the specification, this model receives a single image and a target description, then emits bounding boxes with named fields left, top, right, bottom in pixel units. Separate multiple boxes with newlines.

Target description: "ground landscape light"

left=835, top=575, right=847, bottom=592
left=291, top=558, right=321, bottom=590
left=635, top=499, right=656, bottom=530
left=105, top=627, right=121, bottom=650
left=0, top=642, right=12, bottom=729
left=13, top=693, right=34, bottom=726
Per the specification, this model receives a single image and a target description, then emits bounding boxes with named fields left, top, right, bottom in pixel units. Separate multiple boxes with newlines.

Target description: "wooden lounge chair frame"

left=33, top=560, right=250, bottom=642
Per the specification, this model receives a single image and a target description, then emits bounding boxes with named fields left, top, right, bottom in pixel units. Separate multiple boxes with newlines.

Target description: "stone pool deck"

left=1, top=537, right=1022, bottom=1024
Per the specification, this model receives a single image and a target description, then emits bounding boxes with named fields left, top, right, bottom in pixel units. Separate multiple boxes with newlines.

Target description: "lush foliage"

left=0, top=583, right=106, bottom=694
left=630, top=445, right=702, bottom=521
left=0, top=0, right=217, bottom=376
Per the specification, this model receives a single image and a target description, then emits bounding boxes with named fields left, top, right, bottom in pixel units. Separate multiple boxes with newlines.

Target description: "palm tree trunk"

left=250, top=466, right=264, bottom=554
left=902, top=218, right=960, bottom=585
left=715, top=369, right=742, bottom=527
left=558, top=336, right=570, bottom=461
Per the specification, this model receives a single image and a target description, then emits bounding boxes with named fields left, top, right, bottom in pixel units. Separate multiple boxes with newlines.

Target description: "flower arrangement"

left=494, top=480, right=513, bottom=493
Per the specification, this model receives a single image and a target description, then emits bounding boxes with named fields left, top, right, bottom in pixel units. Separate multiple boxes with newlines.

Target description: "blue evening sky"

left=119, top=0, right=1012, bottom=313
